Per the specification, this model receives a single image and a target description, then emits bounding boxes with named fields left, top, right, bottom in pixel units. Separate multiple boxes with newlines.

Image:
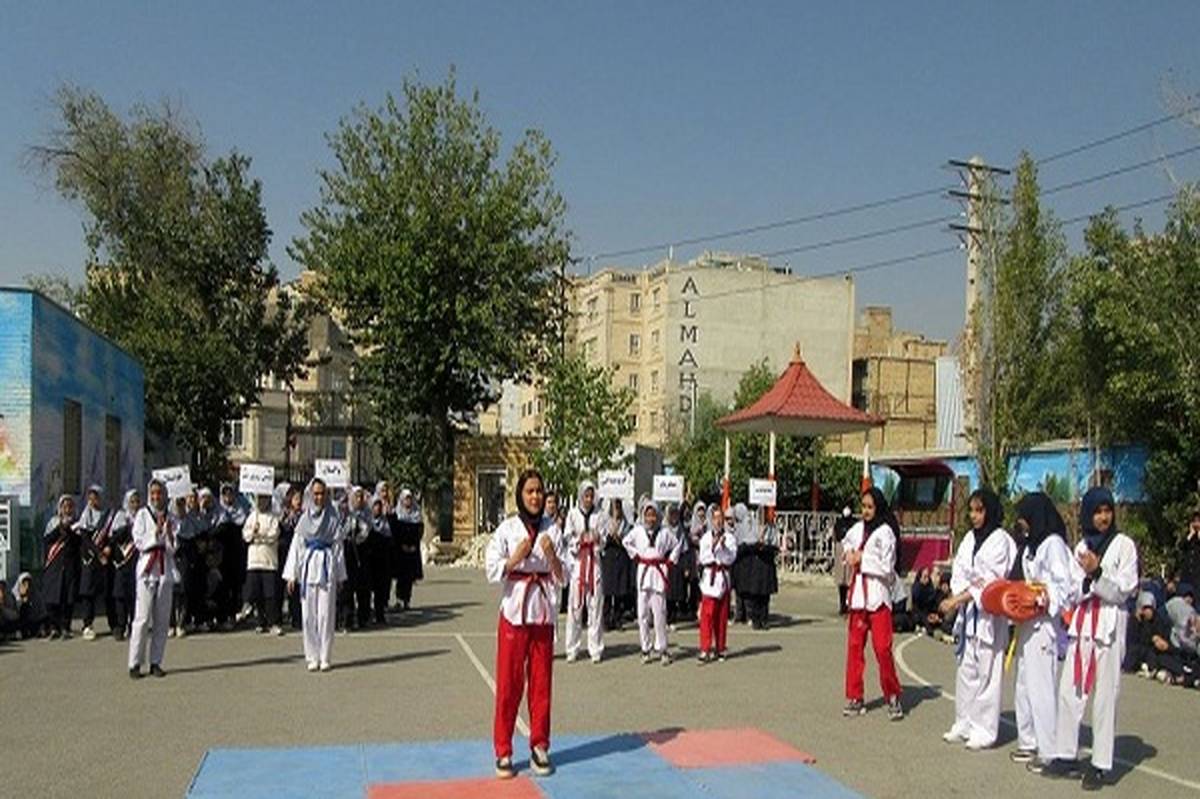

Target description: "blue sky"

left=2, top=3, right=1198, bottom=341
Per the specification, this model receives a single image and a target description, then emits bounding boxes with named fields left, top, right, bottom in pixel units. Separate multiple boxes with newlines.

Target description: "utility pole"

left=946, top=156, right=1009, bottom=483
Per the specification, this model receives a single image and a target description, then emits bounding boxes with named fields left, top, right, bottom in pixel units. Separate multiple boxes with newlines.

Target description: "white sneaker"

left=167, top=627, right=177, bottom=638
left=270, top=626, right=284, bottom=637
left=307, top=661, right=319, bottom=672
left=175, top=626, right=187, bottom=639
left=235, top=605, right=252, bottom=624
left=965, top=737, right=992, bottom=751
left=591, top=655, right=602, bottom=664
left=319, top=662, right=332, bottom=672
left=565, top=653, right=577, bottom=663
left=943, top=729, right=968, bottom=744
left=81, top=626, right=96, bottom=641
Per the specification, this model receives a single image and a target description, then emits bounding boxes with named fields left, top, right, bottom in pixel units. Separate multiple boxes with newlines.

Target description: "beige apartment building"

left=511, top=252, right=857, bottom=449
left=829, top=306, right=948, bottom=455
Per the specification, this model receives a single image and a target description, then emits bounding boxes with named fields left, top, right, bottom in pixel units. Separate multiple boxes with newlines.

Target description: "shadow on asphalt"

left=864, top=684, right=943, bottom=714
left=389, top=601, right=482, bottom=627
left=169, top=653, right=305, bottom=675
left=335, top=648, right=450, bottom=671
left=1110, top=734, right=1159, bottom=784
left=519, top=728, right=682, bottom=771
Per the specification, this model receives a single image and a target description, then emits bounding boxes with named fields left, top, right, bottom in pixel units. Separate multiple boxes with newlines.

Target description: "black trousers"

left=243, top=570, right=279, bottom=628
left=80, top=569, right=118, bottom=630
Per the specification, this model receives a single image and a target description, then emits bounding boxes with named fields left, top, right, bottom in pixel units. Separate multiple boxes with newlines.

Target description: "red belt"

left=46, top=536, right=68, bottom=567
left=575, top=541, right=597, bottom=609
left=144, top=547, right=166, bottom=577
left=1073, top=595, right=1101, bottom=694
left=637, top=556, right=671, bottom=590
left=703, top=562, right=729, bottom=587
left=508, top=570, right=552, bottom=624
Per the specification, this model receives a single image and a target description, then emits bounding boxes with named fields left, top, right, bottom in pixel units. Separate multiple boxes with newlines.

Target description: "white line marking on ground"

left=894, top=634, right=1200, bottom=792
left=455, top=632, right=530, bottom=737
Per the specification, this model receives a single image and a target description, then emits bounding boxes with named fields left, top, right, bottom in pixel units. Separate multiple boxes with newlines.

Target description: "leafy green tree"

left=293, top=72, right=570, bottom=513
left=23, top=274, right=84, bottom=312
left=30, top=85, right=310, bottom=484
left=963, top=153, right=1070, bottom=491
left=531, top=354, right=635, bottom=499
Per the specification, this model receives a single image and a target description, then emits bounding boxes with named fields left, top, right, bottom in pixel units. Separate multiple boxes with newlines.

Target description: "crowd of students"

left=0, top=479, right=425, bottom=675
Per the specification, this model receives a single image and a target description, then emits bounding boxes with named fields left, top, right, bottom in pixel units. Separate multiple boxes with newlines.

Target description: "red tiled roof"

left=716, top=352, right=882, bottom=436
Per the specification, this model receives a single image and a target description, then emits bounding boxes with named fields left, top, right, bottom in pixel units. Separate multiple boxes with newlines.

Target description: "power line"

left=584, top=186, right=948, bottom=261
left=1035, top=102, right=1199, bottom=166
left=1059, top=192, right=1177, bottom=227
left=1042, top=143, right=1200, bottom=196
left=758, top=215, right=950, bottom=259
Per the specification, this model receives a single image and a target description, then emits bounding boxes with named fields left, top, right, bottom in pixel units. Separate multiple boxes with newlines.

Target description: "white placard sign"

left=652, top=474, right=684, bottom=504
left=749, top=478, right=777, bottom=507
left=152, top=465, right=193, bottom=500
left=239, top=463, right=275, bottom=496
left=596, top=470, right=634, bottom=500
left=314, top=459, right=350, bottom=488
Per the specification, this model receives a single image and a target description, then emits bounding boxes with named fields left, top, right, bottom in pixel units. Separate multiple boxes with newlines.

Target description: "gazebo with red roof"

left=716, top=344, right=882, bottom=511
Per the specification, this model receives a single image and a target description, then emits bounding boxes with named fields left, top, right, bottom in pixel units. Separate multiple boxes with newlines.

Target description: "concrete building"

left=829, top=307, right=948, bottom=456
left=511, top=251, right=857, bottom=449
left=0, top=288, right=145, bottom=581
left=225, top=280, right=381, bottom=486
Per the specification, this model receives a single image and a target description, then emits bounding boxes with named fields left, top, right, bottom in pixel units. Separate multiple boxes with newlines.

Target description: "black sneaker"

left=641, top=651, right=652, bottom=665
left=887, top=697, right=904, bottom=721
left=129, top=667, right=143, bottom=680
left=843, top=699, right=865, bottom=717
left=494, top=756, right=515, bottom=780
left=1041, top=759, right=1082, bottom=779
left=1081, top=766, right=1107, bottom=791
left=149, top=664, right=167, bottom=678
left=697, top=651, right=710, bottom=665
left=531, top=746, right=553, bottom=777
left=1010, top=748, right=1036, bottom=763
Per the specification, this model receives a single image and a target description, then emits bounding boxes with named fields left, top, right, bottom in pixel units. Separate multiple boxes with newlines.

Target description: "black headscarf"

left=969, top=488, right=1004, bottom=558
left=1010, top=492, right=1067, bottom=580
left=863, top=487, right=901, bottom=538
left=1080, top=486, right=1117, bottom=557
left=515, top=469, right=545, bottom=536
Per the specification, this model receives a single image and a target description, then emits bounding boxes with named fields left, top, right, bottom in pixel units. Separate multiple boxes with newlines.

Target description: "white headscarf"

left=295, top=479, right=339, bottom=543
left=112, top=489, right=140, bottom=529
left=78, top=484, right=108, bottom=530
left=395, top=488, right=421, bottom=524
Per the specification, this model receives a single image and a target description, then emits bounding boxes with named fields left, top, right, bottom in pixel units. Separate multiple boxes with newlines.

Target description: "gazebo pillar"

left=768, top=431, right=777, bottom=523
left=722, top=435, right=731, bottom=512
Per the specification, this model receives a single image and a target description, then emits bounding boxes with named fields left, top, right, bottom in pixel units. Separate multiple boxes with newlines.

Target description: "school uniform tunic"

left=948, top=528, right=1017, bottom=746
left=1051, top=533, right=1138, bottom=771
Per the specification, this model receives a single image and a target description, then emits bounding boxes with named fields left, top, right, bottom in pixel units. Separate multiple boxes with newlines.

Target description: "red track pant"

left=699, top=593, right=731, bottom=654
left=845, top=607, right=902, bottom=701
left=494, top=615, right=554, bottom=758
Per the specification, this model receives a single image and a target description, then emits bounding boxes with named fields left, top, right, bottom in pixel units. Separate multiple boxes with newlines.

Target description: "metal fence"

left=777, top=510, right=841, bottom=574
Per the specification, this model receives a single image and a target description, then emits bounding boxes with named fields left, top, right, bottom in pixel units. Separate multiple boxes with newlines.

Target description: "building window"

left=223, top=419, right=246, bottom=450
left=651, top=370, right=660, bottom=394
left=586, top=297, right=598, bottom=322
left=105, top=415, right=122, bottom=499
left=329, top=437, right=347, bottom=460
left=651, top=329, right=660, bottom=351
left=650, top=410, right=659, bottom=432
left=63, top=399, right=82, bottom=495
left=629, top=333, right=641, bottom=356
left=536, top=398, right=544, bottom=414
left=653, top=288, right=662, bottom=309
left=583, top=336, right=598, bottom=358
left=627, top=413, right=639, bottom=430
left=630, top=293, right=641, bottom=313
left=628, top=373, right=639, bottom=391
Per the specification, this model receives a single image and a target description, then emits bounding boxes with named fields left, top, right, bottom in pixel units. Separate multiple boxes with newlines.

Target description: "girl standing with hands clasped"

left=128, top=479, right=178, bottom=679
left=841, top=487, right=904, bottom=720
left=485, top=469, right=564, bottom=780
left=940, top=489, right=1016, bottom=750
left=697, top=505, right=736, bottom=663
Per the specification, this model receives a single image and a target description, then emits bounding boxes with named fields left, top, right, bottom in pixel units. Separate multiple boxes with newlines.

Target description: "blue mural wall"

left=872, top=443, right=1148, bottom=504
left=0, top=290, right=145, bottom=577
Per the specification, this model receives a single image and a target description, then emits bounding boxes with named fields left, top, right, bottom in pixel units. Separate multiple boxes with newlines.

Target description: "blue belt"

left=301, top=539, right=333, bottom=598
left=955, top=603, right=979, bottom=661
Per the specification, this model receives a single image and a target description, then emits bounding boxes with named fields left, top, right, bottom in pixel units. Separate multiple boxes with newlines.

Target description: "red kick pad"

left=368, top=775, right=545, bottom=799
left=642, top=727, right=816, bottom=769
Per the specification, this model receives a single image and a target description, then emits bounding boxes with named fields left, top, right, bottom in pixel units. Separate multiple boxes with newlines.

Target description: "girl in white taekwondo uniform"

left=841, top=487, right=904, bottom=720
left=1007, top=492, right=1073, bottom=771
left=485, top=469, right=564, bottom=780
left=697, top=505, right=737, bottom=663
left=1044, top=487, right=1138, bottom=791
left=128, top=478, right=179, bottom=679
left=939, top=488, right=1016, bottom=750
left=283, top=478, right=346, bottom=672
left=624, top=498, right=681, bottom=666
left=564, top=480, right=606, bottom=664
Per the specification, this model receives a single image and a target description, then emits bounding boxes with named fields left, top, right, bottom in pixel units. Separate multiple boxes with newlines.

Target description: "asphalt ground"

left=1, top=567, right=1196, bottom=798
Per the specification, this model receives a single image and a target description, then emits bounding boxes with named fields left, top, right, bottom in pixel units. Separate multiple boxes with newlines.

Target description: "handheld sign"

left=314, top=459, right=350, bottom=489
left=652, top=474, right=684, bottom=504
left=152, top=465, right=193, bottom=500
left=748, top=478, right=777, bottom=508
left=239, top=463, right=275, bottom=496
left=597, top=470, right=634, bottom=500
